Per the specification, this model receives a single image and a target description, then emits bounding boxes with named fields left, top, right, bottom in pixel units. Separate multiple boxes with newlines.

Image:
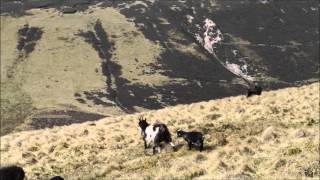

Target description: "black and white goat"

left=177, top=130, right=204, bottom=152
left=138, top=117, right=175, bottom=154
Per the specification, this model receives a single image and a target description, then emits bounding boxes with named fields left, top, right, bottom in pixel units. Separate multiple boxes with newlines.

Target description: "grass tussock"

left=0, top=83, right=319, bottom=179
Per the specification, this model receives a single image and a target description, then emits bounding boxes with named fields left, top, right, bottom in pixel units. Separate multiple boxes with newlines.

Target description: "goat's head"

left=50, top=176, right=64, bottom=180
left=176, top=129, right=185, bottom=137
left=138, top=116, right=149, bottom=131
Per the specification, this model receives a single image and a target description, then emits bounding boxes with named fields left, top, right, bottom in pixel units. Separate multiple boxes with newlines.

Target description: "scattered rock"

left=15, top=141, right=22, bottom=147
left=76, top=98, right=86, bottom=103
left=26, top=157, right=38, bottom=164
left=242, top=147, right=255, bottom=156
left=205, top=114, right=221, bottom=120
left=195, top=154, right=207, bottom=162
left=82, top=129, right=89, bottom=136
left=306, top=118, right=316, bottom=126
left=286, top=147, right=302, bottom=156
left=243, top=165, right=255, bottom=174
left=295, top=129, right=308, bottom=138
left=144, top=143, right=175, bottom=155
left=161, top=143, right=175, bottom=153
left=225, top=172, right=252, bottom=180
left=215, top=133, right=228, bottom=146
left=218, top=161, right=229, bottom=171
left=144, top=148, right=154, bottom=155
left=246, top=137, right=259, bottom=144
left=269, top=106, right=280, bottom=114
left=261, top=126, right=279, bottom=142
left=275, top=159, right=286, bottom=169
left=27, top=146, right=39, bottom=152
left=235, top=106, right=245, bottom=113
left=22, top=152, right=34, bottom=159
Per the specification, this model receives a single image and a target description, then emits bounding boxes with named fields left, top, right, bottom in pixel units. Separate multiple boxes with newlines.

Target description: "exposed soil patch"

left=29, top=110, right=106, bottom=129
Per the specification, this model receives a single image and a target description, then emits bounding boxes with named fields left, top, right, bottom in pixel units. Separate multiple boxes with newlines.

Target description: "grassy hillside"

left=1, top=83, right=319, bottom=179
left=0, top=7, right=164, bottom=135
left=1, top=1, right=319, bottom=179
left=2, top=0, right=318, bottom=136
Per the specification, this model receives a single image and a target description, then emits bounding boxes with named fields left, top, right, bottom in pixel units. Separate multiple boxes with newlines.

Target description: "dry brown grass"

left=0, top=83, right=319, bottom=179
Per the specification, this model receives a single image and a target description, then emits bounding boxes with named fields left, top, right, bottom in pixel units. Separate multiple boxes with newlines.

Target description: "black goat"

left=0, top=165, right=25, bottom=180
left=0, top=165, right=63, bottom=180
left=177, top=130, right=204, bottom=152
left=50, top=176, right=64, bottom=180
left=138, top=117, right=175, bottom=154
left=247, top=85, right=262, bottom=97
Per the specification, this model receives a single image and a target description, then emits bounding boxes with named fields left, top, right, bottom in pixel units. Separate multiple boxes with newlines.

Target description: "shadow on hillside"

left=29, top=110, right=107, bottom=129
left=74, top=0, right=319, bottom=113
left=119, top=0, right=319, bottom=84
left=2, top=0, right=318, bottom=114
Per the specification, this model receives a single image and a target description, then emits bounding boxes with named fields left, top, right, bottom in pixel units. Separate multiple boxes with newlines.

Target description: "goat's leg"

left=144, top=140, right=147, bottom=149
left=157, top=146, right=161, bottom=153
left=169, top=142, right=175, bottom=147
left=199, top=140, right=204, bottom=152
left=188, top=142, right=192, bottom=150
left=152, top=146, right=156, bottom=155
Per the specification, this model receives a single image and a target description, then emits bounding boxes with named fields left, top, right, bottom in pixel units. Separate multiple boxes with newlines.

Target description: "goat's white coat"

left=144, top=126, right=159, bottom=147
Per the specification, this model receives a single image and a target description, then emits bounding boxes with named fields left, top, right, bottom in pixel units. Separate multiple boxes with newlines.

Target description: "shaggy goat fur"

left=138, top=117, right=174, bottom=154
left=0, top=165, right=25, bottom=180
left=177, top=130, right=204, bottom=151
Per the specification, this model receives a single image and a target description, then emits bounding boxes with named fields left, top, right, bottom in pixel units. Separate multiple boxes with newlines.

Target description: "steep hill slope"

left=2, top=0, right=319, bottom=136
left=1, top=83, right=319, bottom=179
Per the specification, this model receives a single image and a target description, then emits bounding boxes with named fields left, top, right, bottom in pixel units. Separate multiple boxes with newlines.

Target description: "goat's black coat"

left=247, top=85, right=262, bottom=97
left=0, top=165, right=63, bottom=180
left=177, top=130, right=204, bottom=151
left=50, top=176, right=64, bottom=180
left=0, top=165, right=25, bottom=180
left=153, top=123, right=173, bottom=145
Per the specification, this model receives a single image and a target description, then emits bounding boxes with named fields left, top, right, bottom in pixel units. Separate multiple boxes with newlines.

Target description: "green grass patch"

left=1, top=81, right=33, bottom=136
